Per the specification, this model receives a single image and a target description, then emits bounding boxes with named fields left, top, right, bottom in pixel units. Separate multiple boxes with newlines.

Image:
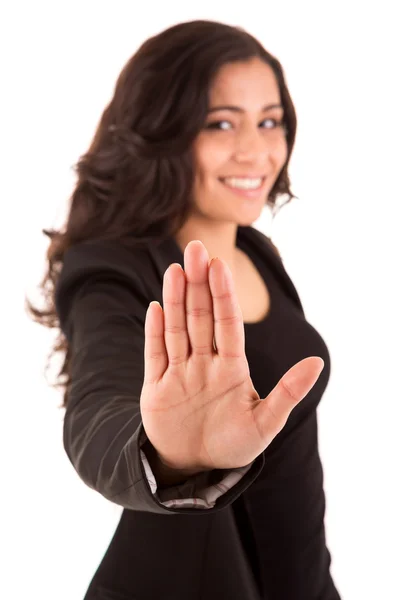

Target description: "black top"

left=55, top=225, right=341, bottom=600
left=236, top=231, right=336, bottom=598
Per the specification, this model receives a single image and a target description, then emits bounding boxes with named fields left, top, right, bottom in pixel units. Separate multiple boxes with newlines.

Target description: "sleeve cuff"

left=139, top=429, right=254, bottom=509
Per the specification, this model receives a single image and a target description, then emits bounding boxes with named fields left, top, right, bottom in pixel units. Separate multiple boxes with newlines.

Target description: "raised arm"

left=56, top=239, right=323, bottom=514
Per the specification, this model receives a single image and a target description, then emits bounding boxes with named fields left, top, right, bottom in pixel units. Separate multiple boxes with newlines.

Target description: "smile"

left=220, top=176, right=265, bottom=190
left=218, top=176, right=267, bottom=198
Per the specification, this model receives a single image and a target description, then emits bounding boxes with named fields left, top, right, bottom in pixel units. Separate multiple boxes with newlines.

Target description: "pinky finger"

left=143, top=301, right=168, bottom=384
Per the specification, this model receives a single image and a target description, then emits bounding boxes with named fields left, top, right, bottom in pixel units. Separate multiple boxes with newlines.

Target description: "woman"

left=28, top=19, right=341, bottom=600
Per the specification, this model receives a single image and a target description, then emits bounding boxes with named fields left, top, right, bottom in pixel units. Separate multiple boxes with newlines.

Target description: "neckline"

left=152, top=225, right=304, bottom=323
left=159, top=226, right=274, bottom=328
left=236, top=234, right=273, bottom=328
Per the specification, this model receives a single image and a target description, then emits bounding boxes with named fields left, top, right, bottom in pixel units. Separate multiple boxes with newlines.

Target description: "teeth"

left=222, top=177, right=263, bottom=190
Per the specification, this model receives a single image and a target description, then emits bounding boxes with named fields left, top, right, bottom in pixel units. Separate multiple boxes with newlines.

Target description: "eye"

left=205, top=118, right=286, bottom=131
left=205, top=120, right=232, bottom=131
left=260, top=118, right=285, bottom=129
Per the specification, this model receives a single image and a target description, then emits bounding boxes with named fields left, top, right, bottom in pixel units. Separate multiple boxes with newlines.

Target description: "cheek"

left=194, top=137, right=230, bottom=179
left=276, top=139, right=289, bottom=167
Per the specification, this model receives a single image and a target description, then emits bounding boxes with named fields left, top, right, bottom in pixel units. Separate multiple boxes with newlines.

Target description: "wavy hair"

left=26, top=19, right=298, bottom=408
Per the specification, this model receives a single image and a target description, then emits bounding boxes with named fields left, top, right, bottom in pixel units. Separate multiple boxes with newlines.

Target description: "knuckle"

left=146, top=330, right=164, bottom=339
left=168, top=354, right=187, bottom=366
left=163, top=298, right=183, bottom=308
left=280, top=378, right=297, bottom=402
left=146, top=349, right=165, bottom=361
left=218, top=350, right=242, bottom=359
left=187, top=307, right=211, bottom=318
left=213, top=290, right=232, bottom=301
left=191, top=342, right=211, bottom=355
left=164, top=324, right=185, bottom=334
left=215, top=314, right=241, bottom=326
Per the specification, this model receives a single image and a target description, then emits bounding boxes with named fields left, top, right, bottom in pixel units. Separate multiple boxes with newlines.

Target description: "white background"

left=1, top=1, right=399, bottom=598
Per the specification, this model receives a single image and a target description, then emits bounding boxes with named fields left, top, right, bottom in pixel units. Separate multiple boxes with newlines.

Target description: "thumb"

left=255, top=357, right=325, bottom=435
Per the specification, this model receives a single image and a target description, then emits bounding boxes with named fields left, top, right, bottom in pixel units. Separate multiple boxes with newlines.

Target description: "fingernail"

left=148, top=300, right=160, bottom=311
left=209, top=257, right=218, bottom=267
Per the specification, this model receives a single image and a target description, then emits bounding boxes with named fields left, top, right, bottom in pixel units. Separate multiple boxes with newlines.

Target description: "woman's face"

left=192, top=57, right=288, bottom=226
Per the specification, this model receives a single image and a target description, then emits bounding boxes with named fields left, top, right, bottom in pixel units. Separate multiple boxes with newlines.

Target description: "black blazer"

left=55, top=225, right=339, bottom=600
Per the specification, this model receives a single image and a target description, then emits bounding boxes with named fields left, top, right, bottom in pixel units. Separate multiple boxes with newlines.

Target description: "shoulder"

left=264, top=237, right=282, bottom=259
left=55, top=238, right=158, bottom=325
left=57, top=239, right=154, bottom=296
left=59, top=238, right=152, bottom=284
left=239, top=226, right=283, bottom=261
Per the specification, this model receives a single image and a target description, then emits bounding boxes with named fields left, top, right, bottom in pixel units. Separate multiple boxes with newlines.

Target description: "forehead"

left=208, top=58, right=281, bottom=106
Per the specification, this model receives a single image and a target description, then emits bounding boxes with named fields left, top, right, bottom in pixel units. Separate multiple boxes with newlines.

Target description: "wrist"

left=143, top=440, right=202, bottom=487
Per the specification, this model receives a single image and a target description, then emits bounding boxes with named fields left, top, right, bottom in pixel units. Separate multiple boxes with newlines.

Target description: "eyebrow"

left=207, top=103, right=283, bottom=114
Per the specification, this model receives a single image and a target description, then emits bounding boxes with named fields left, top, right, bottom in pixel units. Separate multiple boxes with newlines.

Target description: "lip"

left=220, top=175, right=266, bottom=179
left=219, top=176, right=268, bottom=199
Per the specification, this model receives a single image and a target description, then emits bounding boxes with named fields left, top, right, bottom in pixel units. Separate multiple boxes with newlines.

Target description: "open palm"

left=140, top=240, right=324, bottom=473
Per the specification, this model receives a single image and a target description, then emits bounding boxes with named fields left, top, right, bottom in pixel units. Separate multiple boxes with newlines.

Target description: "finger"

left=184, top=241, right=215, bottom=357
left=163, top=263, right=190, bottom=366
left=208, top=257, right=245, bottom=359
left=143, top=301, right=168, bottom=383
left=255, top=357, right=325, bottom=438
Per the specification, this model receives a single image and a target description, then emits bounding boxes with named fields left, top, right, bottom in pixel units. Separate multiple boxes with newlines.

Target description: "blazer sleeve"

left=55, top=242, right=265, bottom=515
left=140, top=444, right=254, bottom=509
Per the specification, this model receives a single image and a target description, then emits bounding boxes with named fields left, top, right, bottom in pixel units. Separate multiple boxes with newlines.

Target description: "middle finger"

left=184, top=240, right=215, bottom=358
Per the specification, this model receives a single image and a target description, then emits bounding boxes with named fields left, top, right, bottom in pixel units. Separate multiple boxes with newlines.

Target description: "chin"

left=230, top=213, right=262, bottom=228
left=237, top=202, right=267, bottom=224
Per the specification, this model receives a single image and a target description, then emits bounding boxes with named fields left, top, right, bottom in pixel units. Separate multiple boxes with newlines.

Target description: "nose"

left=233, top=125, right=269, bottom=163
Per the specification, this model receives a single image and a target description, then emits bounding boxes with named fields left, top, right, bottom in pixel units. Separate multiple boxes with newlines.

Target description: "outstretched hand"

left=140, top=240, right=324, bottom=473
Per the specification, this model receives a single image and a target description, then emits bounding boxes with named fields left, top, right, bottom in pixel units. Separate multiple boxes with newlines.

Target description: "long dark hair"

left=26, top=19, right=298, bottom=408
